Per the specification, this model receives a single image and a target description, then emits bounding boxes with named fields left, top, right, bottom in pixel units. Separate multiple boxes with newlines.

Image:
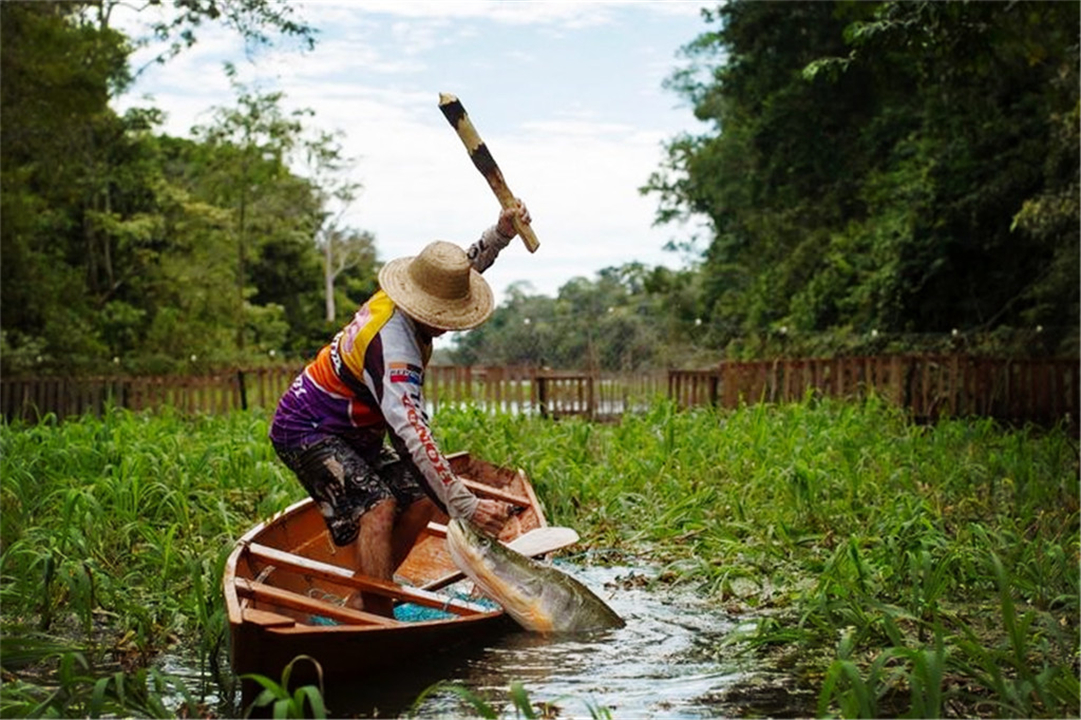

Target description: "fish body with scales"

left=445, top=518, right=625, bottom=633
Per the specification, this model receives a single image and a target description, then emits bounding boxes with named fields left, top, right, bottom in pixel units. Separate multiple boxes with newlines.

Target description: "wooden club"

left=438, top=93, right=540, bottom=253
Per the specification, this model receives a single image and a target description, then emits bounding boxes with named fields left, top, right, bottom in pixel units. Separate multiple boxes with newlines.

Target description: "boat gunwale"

left=223, top=452, right=544, bottom=635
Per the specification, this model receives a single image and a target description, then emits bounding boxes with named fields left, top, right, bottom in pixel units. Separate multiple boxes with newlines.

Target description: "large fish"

left=445, top=518, right=625, bottom=633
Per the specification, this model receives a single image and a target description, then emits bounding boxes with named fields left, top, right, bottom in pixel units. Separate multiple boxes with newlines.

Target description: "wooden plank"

left=244, top=542, right=489, bottom=616
left=977, top=358, right=992, bottom=415
left=1008, top=362, right=1021, bottom=420
left=516, top=367, right=526, bottom=414
left=919, top=357, right=930, bottom=419
left=716, top=365, right=728, bottom=408
left=427, top=366, right=439, bottom=409
left=242, top=608, right=297, bottom=628
left=889, top=356, right=901, bottom=407
left=515, top=468, right=547, bottom=529
left=949, top=355, right=960, bottom=416
left=587, top=374, right=595, bottom=419
left=233, top=577, right=400, bottom=626
left=1032, top=360, right=1047, bottom=421
left=0, top=380, right=10, bottom=420
left=1068, top=361, right=1079, bottom=425
left=457, top=479, right=530, bottom=508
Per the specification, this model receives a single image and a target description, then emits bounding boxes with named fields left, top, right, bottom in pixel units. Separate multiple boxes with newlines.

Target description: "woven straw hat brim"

left=379, top=256, right=494, bottom=331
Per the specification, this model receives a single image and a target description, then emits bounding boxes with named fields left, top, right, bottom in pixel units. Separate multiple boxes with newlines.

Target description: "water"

left=166, top=561, right=804, bottom=718
left=157, top=652, right=225, bottom=714
left=327, top=562, right=752, bottom=718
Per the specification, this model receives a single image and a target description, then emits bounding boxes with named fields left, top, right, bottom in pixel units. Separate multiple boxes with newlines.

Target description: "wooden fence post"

left=537, top=372, right=550, bottom=419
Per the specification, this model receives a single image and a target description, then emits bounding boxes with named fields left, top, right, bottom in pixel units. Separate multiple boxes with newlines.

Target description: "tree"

left=192, top=65, right=317, bottom=357
left=0, top=0, right=323, bottom=373
left=189, top=69, right=383, bottom=357
left=298, top=129, right=374, bottom=324
left=644, top=1, right=1079, bottom=355
left=448, top=264, right=708, bottom=370
left=1, top=2, right=137, bottom=371
left=644, top=2, right=874, bottom=343
left=86, top=0, right=315, bottom=71
left=320, top=226, right=377, bottom=323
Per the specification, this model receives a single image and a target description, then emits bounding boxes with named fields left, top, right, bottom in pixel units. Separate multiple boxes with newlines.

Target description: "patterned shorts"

left=272, top=437, right=428, bottom=546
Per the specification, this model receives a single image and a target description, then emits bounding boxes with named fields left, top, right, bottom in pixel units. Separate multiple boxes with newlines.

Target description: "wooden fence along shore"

left=668, top=356, right=1078, bottom=429
left=1, top=355, right=1077, bottom=431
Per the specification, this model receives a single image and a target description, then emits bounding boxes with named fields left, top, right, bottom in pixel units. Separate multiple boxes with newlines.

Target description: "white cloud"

left=110, top=0, right=709, bottom=308
left=519, top=118, right=635, bottom=137
left=302, top=1, right=616, bottom=26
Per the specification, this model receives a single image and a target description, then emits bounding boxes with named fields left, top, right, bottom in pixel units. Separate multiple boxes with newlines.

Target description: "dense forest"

left=467, top=1, right=1080, bottom=367
left=1, top=1, right=373, bottom=375
left=2, top=1, right=1077, bottom=376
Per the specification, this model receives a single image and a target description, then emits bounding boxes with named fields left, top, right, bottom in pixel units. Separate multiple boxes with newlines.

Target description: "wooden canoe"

left=223, top=452, right=551, bottom=687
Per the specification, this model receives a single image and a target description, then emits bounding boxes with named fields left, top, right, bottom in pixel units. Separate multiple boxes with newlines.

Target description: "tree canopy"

left=0, top=1, right=368, bottom=375
left=2, top=1, right=1076, bottom=376
left=644, top=0, right=1079, bottom=357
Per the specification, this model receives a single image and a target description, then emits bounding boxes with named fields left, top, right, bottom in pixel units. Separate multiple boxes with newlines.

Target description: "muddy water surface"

left=325, top=562, right=779, bottom=718
left=170, top=561, right=810, bottom=718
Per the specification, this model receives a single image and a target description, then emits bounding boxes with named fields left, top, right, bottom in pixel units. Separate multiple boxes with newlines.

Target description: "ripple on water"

left=418, top=562, right=750, bottom=719
left=161, top=562, right=755, bottom=718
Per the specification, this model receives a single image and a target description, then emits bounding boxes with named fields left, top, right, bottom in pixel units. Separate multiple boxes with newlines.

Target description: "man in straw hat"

left=269, top=201, right=531, bottom=616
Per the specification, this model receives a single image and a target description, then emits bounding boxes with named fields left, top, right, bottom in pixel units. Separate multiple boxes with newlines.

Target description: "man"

left=269, top=202, right=531, bottom=616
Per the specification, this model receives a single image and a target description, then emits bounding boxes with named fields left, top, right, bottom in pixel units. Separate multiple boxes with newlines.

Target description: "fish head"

left=445, top=517, right=494, bottom=565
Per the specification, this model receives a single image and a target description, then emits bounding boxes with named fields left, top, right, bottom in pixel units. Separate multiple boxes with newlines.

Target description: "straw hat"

left=378, top=241, right=494, bottom=331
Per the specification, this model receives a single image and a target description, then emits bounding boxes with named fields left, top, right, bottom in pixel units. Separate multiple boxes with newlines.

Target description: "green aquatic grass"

left=1, top=398, right=1077, bottom=718
left=1, top=407, right=302, bottom=715
left=0, top=648, right=197, bottom=719
left=436, top=396, right=1079, bottom=718
left=242, top=655, right=327, bottom=719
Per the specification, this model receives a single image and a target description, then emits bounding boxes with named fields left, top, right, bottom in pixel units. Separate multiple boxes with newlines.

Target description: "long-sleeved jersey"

left=270, top=226, right=512, bottom=520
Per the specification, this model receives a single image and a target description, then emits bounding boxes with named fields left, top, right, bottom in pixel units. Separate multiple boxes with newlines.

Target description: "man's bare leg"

left=345, top=498, right=396, bottom=616
left=391, top=497, right=436, bottom=568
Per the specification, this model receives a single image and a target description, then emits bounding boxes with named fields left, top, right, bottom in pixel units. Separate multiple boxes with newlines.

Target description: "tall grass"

left=436, top=396, right=1080, bottom=718
left=1, top=407, right=302, bottom=716
left=2, top=397, right=1077, bottom=718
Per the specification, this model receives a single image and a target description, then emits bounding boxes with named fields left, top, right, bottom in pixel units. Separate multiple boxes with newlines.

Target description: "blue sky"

left=113, top=1, right=713, bottom=307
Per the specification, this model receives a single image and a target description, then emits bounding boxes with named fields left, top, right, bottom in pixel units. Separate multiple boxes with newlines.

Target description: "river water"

left=324, top=561, right=766, bottom=718
left=167, top=561, right=810, bottom=718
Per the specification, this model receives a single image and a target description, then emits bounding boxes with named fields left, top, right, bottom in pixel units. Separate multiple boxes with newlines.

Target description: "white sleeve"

left=367, top=315, right=479, bottom=520
left=465, top=225, right=514, bottom=273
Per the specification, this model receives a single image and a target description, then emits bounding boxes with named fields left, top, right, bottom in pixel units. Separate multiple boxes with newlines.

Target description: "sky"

left=111, top=1, right=713, bottom=308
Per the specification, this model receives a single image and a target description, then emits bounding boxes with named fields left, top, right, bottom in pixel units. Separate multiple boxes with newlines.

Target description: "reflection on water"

left=156, top=652, right=226, bottom=714
left=353, top=562, right=747, bottom=719
left=448, top=565, right=744, bottom=718
left=167, top=562, right=759, bottom=718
